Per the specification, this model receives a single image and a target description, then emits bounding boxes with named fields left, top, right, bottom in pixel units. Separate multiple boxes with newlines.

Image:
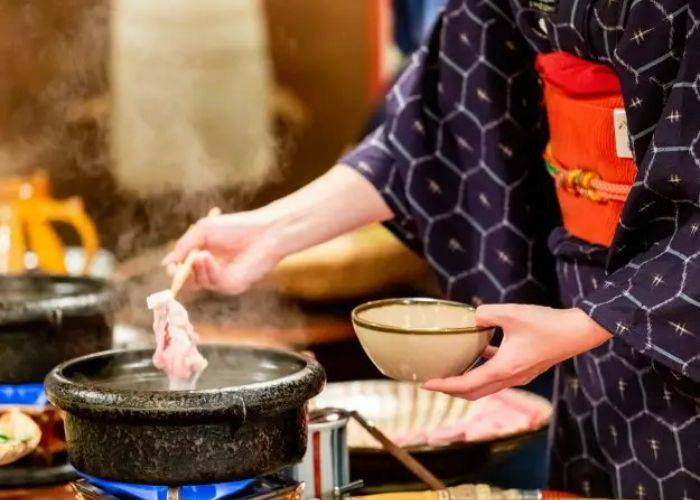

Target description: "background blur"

left=0, top=0, right=395, bottom=257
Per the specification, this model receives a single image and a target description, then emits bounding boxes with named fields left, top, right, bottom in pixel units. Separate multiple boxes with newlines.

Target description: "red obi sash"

left=535, top=52, right=636, bottom=247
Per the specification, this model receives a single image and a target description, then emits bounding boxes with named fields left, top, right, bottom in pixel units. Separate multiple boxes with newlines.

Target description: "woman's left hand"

left=422, top=304, right=612, bottom=400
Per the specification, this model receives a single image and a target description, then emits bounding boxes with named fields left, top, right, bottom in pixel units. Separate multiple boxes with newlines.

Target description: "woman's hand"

left=162, top=165, right=392, bottom=294
left=162, top=211, right=285, bottom=294
left=422, top=304, right=612, bottom=400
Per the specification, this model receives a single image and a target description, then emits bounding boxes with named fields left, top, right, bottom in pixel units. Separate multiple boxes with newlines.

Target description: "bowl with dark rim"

left=0, top=274, right=116, bottom=384
left=351, top=298, right=494, bottom=382
left=45, top=344, right=326, bottom=485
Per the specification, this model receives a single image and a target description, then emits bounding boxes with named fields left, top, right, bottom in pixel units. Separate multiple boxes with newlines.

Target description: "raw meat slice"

left=392, top=429, right=428, bottom=447
left=387, top=389, right=549, bottom=447
left=146, top=290, right=208, bottom=390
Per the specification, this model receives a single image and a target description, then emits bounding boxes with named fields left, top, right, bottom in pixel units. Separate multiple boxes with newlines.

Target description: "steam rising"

left=2, top=1, right=306, bottom=345
left=0, top=1, right=109, bottom=177
left=111, top=0, right=276, bottom=195
left=118, top=268, right=305, bottom=343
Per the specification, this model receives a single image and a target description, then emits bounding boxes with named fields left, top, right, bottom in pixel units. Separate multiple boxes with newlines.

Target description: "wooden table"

left=0, top=484, right=75, bottom=499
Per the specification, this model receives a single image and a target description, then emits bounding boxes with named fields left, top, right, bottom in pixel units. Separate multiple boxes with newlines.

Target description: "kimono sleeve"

left=339, top=124, right=421, bottom=252
left=580, top=13, right=700, bottom=383
left=339, top=0, right=556, bottom=297
left=337, top=0, right=448, bottom=255
left=337, top=15, right=446, bottom=256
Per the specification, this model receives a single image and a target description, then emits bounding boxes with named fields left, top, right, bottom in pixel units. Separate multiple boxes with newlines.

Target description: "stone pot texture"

left=0, top=275, right=116, bottom=384
left=45, top=344, right=326, bottom=485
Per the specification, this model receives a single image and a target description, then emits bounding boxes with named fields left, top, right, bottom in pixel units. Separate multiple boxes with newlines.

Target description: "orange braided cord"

left=544, top=146, right=631, bottom=203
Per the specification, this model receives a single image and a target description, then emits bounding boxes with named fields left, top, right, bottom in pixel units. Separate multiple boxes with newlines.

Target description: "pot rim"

left=0, top=274, right=116, bottom=325
left=351, top=297, right=491, bottom=335
left=45, top=344, right=326, bottom=422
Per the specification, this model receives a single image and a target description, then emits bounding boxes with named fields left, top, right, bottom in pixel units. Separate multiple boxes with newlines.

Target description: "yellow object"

left=353, top=493, right=436, bottom=500
left=352, top=483, right=525, bottom=500
left=0, top=171, right=98, bottom=274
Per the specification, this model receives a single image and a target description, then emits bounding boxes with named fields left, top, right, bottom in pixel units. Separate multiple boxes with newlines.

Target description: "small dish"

left=0, top=409, right=42, bottom=466
left=351, top=298, right=494, bottom=382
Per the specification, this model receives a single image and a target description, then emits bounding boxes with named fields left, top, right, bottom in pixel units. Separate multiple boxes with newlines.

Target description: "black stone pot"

left=0, top=275, right=116, bottom=384
left=45, top=345, right=326, bottom=485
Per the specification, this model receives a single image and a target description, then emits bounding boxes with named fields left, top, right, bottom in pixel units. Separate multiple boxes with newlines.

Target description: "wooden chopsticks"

left=348, top=410, right=447, bottom=491
left=311, top=407, right=447, bottom=491
left=169, top=207, right=221, bottom=297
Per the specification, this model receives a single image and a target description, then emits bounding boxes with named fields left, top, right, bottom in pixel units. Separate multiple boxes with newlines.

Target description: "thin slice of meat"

left=392, top=429, right=428, bottom=448
left=146, top=290, right=208, bottom=390
left=388, top=389, right=550, bottom=447
left=490, top=389, right=551, bottom=427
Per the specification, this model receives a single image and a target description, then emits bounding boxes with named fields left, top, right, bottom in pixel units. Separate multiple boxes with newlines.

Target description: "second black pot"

left=45, top=345, right=326, bottom=485
left=0, top=275, right=115, bottom=384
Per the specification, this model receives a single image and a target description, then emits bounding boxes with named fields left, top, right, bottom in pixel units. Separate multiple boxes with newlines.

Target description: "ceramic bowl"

left=351, top=298, right=494, bottom=382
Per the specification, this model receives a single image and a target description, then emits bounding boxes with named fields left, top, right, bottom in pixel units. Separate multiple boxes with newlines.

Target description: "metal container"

left=45, top=345, right=325, bottom=485
left=290, top=409, right=362, bottom=499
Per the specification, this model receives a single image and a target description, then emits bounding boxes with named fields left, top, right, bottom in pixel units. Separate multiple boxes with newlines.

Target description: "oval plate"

left=311, top=380, right=552, bottom=491
left=311, top=380, right=552, bottom=452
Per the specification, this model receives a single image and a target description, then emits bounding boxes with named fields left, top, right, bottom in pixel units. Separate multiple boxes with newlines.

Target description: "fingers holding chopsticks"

left=190, top=251, right=221, bottom=291
left=166, top=250, right=221, bottom=294
left=162, top=207, right=222, bottom=266
left=162, top=224, right=205, bottom=267
left=162, top=206, right=283, bottom=296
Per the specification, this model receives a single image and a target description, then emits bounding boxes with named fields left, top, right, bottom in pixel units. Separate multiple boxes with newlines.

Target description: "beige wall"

left=258, top=0, right=376, bottom=205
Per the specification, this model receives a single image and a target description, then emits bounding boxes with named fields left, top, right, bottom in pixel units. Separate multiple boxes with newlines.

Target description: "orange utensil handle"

left=0, top=206, right=26, bottom=273
left=24, top=219, right=67, bottom=273
left=20, top=197, right=99, bottom=274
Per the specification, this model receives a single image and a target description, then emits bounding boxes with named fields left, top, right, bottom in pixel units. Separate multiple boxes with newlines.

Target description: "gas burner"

left=71, top=474, right=303, bottom=500
left=0, top=383, right=47, bottom=405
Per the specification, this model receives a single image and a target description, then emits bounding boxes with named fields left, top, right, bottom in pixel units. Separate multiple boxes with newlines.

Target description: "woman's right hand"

left=161, top=210, right=284, bottom=294
left=162, top=165, right=393, bottom=295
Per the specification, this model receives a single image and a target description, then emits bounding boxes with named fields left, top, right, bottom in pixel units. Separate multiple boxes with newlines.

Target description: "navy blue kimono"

left=340, top=1, right=700, bottom=498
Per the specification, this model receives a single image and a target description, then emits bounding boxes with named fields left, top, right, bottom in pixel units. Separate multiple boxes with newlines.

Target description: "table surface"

left=0, top=484, right=75, bottom=499
left=0, top=484, right=579, bottom=499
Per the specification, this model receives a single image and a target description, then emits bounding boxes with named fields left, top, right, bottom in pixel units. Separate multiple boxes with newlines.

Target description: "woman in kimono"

left=166, top=1, right=699, bottom=497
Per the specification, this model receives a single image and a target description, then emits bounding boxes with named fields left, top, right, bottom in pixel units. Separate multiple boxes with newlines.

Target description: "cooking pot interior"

left=61, top=345, right=308, bottom=391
